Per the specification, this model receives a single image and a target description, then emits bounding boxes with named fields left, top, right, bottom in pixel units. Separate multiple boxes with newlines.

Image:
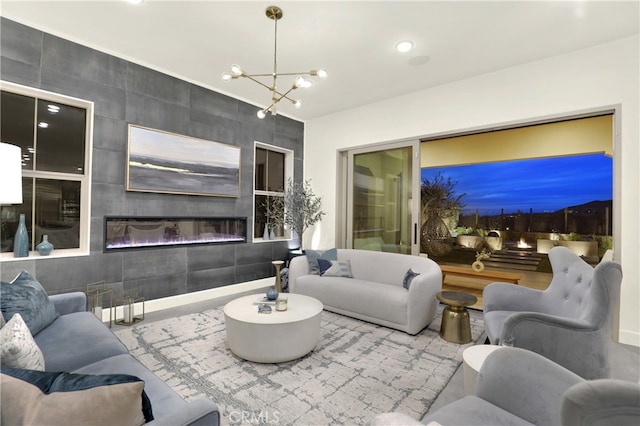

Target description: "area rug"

left=114, top=307, right=484, bottom=425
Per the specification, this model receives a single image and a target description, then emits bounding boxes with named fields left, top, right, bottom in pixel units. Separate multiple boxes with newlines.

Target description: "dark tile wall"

left=0, top=18, right=302, bottom=300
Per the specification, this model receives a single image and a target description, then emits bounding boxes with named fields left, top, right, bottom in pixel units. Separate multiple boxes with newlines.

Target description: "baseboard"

left=618, top=329, right=640, bottom=347
left=100, top=278, right=272, bottom=322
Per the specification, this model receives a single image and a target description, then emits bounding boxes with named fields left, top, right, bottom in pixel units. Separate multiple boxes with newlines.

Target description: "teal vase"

left=266, top=286, right=279, bottom=301
left=13, top=214, right=29, bottom=258
left=263, top=223, right=270, bottom=240
left=36, top=235, right=54, bottom=256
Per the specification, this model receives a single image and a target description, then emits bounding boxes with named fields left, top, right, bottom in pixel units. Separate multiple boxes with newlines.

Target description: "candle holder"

left=115, top=289, right=145, bottom=326
left=86, top=281, right=113, bottom=327
left=272, top=260, right=285, bottom=292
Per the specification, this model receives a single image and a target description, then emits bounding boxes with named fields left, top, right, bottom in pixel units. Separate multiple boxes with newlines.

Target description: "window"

left=0, top=81, right=92, bottom=258
left=253, top=142, right=293, bottom=241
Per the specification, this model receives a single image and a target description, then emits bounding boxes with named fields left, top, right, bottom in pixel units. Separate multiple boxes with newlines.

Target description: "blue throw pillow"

left=305, top=248, right=338, bottom=275
left=1, top=367, right=154, bottom=424
left=318, top=259, right=353, bottom=278
left=1, top=271, right=59, bottom=335
left=403, top=269, right=421, bottom=290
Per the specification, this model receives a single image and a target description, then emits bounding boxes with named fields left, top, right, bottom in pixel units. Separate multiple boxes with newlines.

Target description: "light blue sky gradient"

left=421, top=154, right=613, bottom=215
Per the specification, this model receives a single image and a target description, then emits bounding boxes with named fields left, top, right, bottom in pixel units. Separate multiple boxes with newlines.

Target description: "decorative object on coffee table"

left=272, top=260, right=285, bottom=292
left=266, top=286, right=279, bottom=301
left=275, top=298, right=288, bottom=311
left=436, top=290, right=477, bottom=343
left=36, top=235, right=54, bottom=256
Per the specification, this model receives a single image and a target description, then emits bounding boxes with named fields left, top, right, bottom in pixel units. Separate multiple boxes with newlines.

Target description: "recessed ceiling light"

left=38, top=122, right=49, bottom=128
left=126, top=0, right=144, bottom=4
left=395, top=40, right=414, bottom=53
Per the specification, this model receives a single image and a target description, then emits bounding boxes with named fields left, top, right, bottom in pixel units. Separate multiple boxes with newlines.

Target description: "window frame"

left=0, top=80, right=93, bottom=261
left=253, top=141, right=293, bottom=243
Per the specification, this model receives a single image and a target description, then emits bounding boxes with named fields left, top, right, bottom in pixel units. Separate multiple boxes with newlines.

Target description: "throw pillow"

left=0, top=311, right=5, bottom=329
left=1, top=367, right=154, bottom=425
left=318, top=259, right=353, bottom=278
left=403, top=269, right=421, bottom=290
left=1, top=271, right=59, bottom=335
left=0, top=313, right=45, bottom=371
left=305, top=248, right=338, bottom=275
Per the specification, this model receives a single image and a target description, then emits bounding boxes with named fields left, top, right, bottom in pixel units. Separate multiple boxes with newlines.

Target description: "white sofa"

left=288, top=249, right=442, bottom=335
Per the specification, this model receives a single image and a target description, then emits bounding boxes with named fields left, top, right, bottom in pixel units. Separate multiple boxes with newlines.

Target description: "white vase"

left=263, top=223, right=270, bottom=240
left=472, top=260, right=485, bottom=272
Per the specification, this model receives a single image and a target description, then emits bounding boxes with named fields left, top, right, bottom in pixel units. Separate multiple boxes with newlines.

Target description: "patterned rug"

left=115, top=306, right=484, bottom=425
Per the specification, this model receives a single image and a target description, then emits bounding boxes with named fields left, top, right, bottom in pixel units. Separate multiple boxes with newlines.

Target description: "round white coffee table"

left=462, top=345, right=504, bottom=395
left=223, top=293, right=323, bottom=363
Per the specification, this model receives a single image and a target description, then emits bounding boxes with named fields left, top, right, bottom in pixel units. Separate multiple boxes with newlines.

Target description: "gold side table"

left=437, top=290, right=477, bottom=344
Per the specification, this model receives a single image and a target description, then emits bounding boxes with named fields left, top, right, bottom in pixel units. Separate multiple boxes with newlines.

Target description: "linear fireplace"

left=104, top=216, right=247, bottom=252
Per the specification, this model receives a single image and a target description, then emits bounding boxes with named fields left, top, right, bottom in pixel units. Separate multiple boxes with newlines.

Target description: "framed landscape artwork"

left=126, top=125, right=241, bottom=197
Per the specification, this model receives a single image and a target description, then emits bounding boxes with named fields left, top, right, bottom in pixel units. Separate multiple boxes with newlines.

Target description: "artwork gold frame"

left=126, top=124, right=241, bottom=197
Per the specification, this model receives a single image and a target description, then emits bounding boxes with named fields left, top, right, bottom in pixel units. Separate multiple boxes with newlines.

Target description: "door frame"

left=336, top=138, right=421, bottom=255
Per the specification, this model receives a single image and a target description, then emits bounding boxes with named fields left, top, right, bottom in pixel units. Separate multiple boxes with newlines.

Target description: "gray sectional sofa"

left=288, top=249, right=442, bottom=335
left=34, top=292, right=219, bottom=425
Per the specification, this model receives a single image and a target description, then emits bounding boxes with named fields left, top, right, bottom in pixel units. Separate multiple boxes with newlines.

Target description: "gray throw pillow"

left=305, top=248, right=338, bottom=275
left=0, top=271, right=59, bottom=335
left=318, top=259, right=353, bottom=278
left=403, top=269, right=421, bottom=290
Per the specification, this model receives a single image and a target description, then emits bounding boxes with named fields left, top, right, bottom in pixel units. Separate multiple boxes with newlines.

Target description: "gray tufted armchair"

left=482, top=246, right=623, bottom=379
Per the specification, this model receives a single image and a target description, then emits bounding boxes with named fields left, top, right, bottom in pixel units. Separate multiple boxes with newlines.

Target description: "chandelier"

left=221, top=5, right=327, bottom=119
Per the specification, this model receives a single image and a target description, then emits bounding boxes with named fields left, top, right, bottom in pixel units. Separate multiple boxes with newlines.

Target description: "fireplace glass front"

left=104, top=216, right=246, bottom=251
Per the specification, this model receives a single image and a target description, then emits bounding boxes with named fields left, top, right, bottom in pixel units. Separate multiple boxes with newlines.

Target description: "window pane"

left=267, top=150, right=285, bottom=191
left=1, top=91, right=35, bottom=170
left=255, top=148, right=267, bottom=191
left=255, top=194, right=268, bottom=238
left=36, top=100, right=86, bottom=174
left=34, top=179, right=81, bottom=249
left=0, top=178, right=34, bottom=253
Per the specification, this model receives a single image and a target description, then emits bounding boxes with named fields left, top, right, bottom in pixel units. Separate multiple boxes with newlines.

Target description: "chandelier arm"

left=241, top=74, right=276, bottom=92
left=242, top=71, right=316, bottom=78
left=272, top=84, right=298, bottom=103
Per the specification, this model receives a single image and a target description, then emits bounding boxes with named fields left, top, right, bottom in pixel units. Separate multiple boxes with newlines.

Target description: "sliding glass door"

left=340, top=141, right=420, bottom=254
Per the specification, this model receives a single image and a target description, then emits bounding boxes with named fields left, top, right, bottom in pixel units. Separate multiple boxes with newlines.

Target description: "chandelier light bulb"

left=294, top=76, right=305, bottom=88
left=230, top=64, right=243, bottom=76
left=317, top=69, right=328, bottom=79
left=257, top=109, right=267, bottom=119
left=221, top=72, right=232, bottom=82
left=293, top=100, right=302, bottom=109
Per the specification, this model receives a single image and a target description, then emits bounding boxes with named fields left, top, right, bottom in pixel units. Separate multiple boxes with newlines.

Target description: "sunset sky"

left=421, top=154, right=613, bottom=216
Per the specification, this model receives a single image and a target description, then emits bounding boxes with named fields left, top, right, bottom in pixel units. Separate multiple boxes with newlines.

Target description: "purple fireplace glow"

left=104, top=216, right=246, bottom=251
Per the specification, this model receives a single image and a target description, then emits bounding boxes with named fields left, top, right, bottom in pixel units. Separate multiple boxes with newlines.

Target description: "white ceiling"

left=2, top=1, right=639, bottom=121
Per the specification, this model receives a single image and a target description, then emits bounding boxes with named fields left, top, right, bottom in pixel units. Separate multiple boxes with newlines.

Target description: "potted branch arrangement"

left=273, top=178, right=325, bottom=250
